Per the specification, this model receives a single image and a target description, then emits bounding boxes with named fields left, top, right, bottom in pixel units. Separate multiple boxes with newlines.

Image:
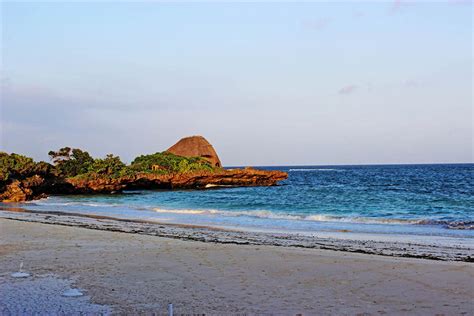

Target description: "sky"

left=0, top=1, right=472, bottom=166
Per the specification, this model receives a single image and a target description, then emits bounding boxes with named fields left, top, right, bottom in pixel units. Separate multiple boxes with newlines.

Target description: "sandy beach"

left=1, top=217, right=473, bottom=315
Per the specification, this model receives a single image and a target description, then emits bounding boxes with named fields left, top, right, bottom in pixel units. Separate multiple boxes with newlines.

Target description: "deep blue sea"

left=20, top=164, right=474, bottom=238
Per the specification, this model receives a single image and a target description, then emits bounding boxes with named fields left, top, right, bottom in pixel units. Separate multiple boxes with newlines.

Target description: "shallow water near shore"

left=9, top=164, right=474, bottom=240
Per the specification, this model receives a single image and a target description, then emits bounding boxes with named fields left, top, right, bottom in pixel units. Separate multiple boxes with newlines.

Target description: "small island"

left=0, top=136, right=287, bottom=202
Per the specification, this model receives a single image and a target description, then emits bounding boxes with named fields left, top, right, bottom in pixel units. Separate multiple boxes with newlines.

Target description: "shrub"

left=48, top=147, right=94, bottom=177
left=87, top=154, right=126, bottom=177
left=1, top=149, right=216, bottom=185
left=130, top=152, right=214, bottom=174
left=0, top=152, right=46, bottom=182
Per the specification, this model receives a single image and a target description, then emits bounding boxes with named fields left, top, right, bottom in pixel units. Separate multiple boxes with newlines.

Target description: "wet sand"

left=1, top=218, right=473, bottom=315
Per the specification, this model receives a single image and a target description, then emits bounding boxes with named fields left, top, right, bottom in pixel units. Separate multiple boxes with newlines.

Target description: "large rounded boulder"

left=166, top=136, right=222, bottom=168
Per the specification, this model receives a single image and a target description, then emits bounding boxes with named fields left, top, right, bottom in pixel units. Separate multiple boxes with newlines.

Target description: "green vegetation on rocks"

left=0, top=152, right=55, bottom=183
left=0, top=146, right=287, bottom=203
left=1, top=147, right=218, bottom=185
left=48, top=147, right=94, bottom=177
left=87, top=154, right=127, bottom=177
left=129, top=152, right=215, bottom=174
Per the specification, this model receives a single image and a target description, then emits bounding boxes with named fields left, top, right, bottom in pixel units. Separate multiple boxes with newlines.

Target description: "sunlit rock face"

left=166, top=136, right=222, bottom=168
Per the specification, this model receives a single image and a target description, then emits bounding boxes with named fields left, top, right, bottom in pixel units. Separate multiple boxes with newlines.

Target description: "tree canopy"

left=0, top=152, right=54, bottom=183
left=130, top=152, right=215, bottom=174
left=48, top=147, right=94, bottom=177
left=1, top=147, right=219, bottom=186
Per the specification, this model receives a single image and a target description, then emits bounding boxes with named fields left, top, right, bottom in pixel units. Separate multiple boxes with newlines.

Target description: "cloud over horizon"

left=338, top=85, right=358, bottom=95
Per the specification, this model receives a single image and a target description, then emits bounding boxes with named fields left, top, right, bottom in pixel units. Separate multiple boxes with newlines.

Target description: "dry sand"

left=0, top=218, right=473, bottom=315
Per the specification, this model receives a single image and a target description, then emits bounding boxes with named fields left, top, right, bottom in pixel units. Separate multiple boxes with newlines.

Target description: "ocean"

left=20, top=164, right=474, bottom=239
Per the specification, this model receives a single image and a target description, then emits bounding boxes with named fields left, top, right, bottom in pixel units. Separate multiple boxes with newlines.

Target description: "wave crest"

left=152, top=208, right=473, bottom=230
left=26, top=200, right=473, bottom=230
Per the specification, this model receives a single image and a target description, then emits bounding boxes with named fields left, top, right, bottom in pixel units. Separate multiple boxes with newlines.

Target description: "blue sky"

left=1, top=1, right=472, bottom=165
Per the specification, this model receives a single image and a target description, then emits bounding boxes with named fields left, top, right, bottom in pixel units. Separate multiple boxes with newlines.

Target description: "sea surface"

left=17, top=164, right=474, bottom=238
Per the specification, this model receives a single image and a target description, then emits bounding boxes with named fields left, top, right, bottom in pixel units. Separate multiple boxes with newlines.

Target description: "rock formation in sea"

left=166, top=135, right=222, bottom=167
left=0, top=137, right=288, bottom=202
left=66, top=167, right=287, bottom=192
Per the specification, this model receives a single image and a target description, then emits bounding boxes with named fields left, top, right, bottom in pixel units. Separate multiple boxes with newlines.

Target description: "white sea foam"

left=304, top=214, right=337, bottom=222
left=151, top=208, right=460, bottom=227
left=153, top=208, right=302, bottom=220
left=32, top=200, right=121, bottom=208
left=228, top=210, right=301, bottom=220
left=25, top=200, right=472, bottom=230
left=153, top=209, right=216, bottom=215
left=153, top=208, right=402, bottom=224
left=304, top=215, right=423, bottom=225
left=24, top=197, right=50, bottom=203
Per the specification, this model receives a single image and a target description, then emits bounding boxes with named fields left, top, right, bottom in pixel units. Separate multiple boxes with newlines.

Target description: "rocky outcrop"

left=165, top=167, right=287, bottom=189
left=167, top=136, right=222, bottom=167
left=0, top=176, right=47, bottom=202
left=0, top=136, right=288, bottom=202
left=0, top=168, right=287, bottom=202
left=65, top=168, right=288, bottom=193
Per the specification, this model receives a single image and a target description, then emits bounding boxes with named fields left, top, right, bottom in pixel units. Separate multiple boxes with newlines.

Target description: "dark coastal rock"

left=0, top=166, right=287, bottom=202
left=65, top=177, right=128, bottom=194
left=161, top=167, right=287, bottom=189
left=0, top=167, right=287, bottom=201
left=65, top=168, right=288, bottom=193
left=167, top=135, right=222, bottom=167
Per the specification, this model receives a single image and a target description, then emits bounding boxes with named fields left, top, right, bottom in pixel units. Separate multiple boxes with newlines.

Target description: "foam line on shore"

left=151, top=208, right=474, bottom=230
left=22, top=198, right=474, bottom=230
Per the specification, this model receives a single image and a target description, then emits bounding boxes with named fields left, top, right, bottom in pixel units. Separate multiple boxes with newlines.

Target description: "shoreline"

left=1, top=208, right=472, bottom=262
left=1, top=217, right=473, bottom=314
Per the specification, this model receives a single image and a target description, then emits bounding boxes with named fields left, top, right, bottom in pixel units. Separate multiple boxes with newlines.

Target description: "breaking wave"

left=30, top=200, right=122, bottom=208
left=152, top=208, right=474, bottom=230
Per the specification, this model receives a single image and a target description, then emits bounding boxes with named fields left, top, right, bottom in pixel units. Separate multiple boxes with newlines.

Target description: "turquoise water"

left=17, top=164, right=474, bottom=238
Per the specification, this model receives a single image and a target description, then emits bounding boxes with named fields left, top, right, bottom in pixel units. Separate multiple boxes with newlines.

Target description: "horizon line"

left=225, top=162, right=474, bottom=168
